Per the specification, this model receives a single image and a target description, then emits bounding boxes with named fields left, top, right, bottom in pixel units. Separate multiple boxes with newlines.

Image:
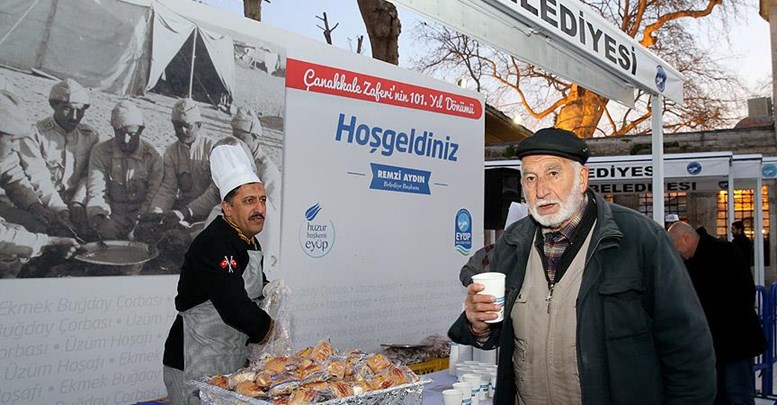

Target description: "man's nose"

left=534, top=178, right=551, bottom=198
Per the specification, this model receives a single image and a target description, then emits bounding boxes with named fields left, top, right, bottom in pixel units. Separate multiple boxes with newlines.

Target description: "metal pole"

left=728, top=170, right=734, bottom=241
left=651, top=95, right=664, bottom=224
left=188, top=28, right=197, bottom=99
left=756, top=175, right=765, bottom=286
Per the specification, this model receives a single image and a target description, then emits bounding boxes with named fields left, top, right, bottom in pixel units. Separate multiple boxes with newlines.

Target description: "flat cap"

left=49, top=78, right=90, bottom=105
left=110, top=100, right=144, bottom=129
left=516, top=127, right=589, bottom=164
left=0, top=90, right=31, bottom=136
left=171, top=98, right=201, bottom=123
left=231, top=106, right=263, bottom=135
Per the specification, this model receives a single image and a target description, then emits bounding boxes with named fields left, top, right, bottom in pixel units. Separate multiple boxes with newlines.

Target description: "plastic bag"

left=248, top=279, right=293, bottom=363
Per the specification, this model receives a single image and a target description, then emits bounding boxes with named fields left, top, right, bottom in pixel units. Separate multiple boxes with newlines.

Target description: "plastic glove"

left=249, top=278, right=293, bottom=362
left=262, top=278, right=289, bottom=298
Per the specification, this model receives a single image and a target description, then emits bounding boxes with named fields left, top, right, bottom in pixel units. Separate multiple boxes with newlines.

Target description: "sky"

left=203, top=0, right=773, bottom=99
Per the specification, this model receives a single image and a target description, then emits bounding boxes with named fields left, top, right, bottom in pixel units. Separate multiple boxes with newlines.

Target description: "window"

left=639, top=192, right=687, bottom=220
left=716, top=186, right=770, bottom=239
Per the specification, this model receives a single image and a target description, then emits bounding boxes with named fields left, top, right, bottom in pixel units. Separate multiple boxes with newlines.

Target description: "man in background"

left=19, top=78, right=99, bottom=234
left=731, top=220, right=754, bottom=266
left=146, top=98, right=218, bottom=224
left=669, top=222, right=766, bottom=405
left=0, top=90, right=79, bottom=277
left=0, top=90, right=56, bottom=233
left=86, top=100, right=163, bottom=240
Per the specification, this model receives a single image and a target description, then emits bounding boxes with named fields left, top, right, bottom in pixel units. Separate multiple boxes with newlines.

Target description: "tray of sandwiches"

left=194, top=340, right=430, bottom=405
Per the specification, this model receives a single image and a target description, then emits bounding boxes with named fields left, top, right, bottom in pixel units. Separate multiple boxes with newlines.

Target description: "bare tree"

left=413, top=0, right=743, bottom=137
left=316, top=12, right=340, bottom=45
left=357, top=0, right=401, bottom=65
left=243, top=0, right=270, bottom=22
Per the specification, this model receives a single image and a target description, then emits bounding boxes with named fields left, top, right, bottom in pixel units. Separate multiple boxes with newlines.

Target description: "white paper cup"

left=477, top=372, right=490, bottom=400
left=456, top=365, right=474, bottom=382
left=488, top=371, right=497, bottom=398
left=462, top=373, right=482, bottom=405
left=452, top=382, right=473, bottom=405
left=472, top=272, right=506, bottom=323
left=443, top=389, right=464, bottom=405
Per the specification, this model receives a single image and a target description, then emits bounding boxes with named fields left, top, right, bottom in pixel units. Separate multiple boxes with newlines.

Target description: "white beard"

left=528, top=177, right=585, bottom=229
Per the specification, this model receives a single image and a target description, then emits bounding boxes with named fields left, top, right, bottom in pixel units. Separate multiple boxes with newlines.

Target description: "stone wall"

left=486, top=126, right=777, bottom=160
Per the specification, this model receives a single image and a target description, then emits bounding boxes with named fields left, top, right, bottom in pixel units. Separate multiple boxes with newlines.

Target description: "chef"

left=162, top=144, right=274, bottom=405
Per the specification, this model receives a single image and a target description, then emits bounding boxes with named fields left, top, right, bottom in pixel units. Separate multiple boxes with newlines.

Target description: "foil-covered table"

left=193, top=379, right=431, bottom=405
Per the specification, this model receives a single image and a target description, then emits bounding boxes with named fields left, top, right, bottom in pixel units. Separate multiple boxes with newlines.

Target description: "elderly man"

left=669, top=222, right=766, bottom=405
left=162, top=144, right=273, bottom=404
left=449, top=128, right=715, bottom=404
left=0, top=90, right=79, bottom=277
left=86, top=100, right=163, bottom=240
left=146, top=98, right=218, bottom=224
left=18, top=78, right=99, bottom=232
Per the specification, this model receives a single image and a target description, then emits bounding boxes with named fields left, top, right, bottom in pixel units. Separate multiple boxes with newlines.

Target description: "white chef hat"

left=210, top=144, right=261, bottom=201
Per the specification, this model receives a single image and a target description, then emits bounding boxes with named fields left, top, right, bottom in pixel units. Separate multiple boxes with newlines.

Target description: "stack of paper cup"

left=476, top=371, right=490, bottom=400
left=449, top=342, right=460, bottom=375
left=452, top=382, right=473, bottom=405
left=473, top=347, right=497, bottom=365
left=455, top=364, right=473, bottom=382
left=462, top=373, right=482, bottom=405
left=459, top=344, right=473, bottom=363
left=442, top=389, right=464, bottom=405
left=488, top=371, right=497, bottom=398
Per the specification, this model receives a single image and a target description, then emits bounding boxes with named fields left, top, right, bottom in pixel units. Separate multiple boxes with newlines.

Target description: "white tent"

left=0, top=0, right=234, bottom=101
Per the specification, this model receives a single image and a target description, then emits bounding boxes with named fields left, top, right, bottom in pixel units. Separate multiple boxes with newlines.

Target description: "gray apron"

left=182, top=248, right=264, bottom=384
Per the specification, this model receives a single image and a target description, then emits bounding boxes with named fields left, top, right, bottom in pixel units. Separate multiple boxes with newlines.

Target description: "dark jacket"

left=732, top=233, right=754, bottom=267
left=162, top=216, right=272, bottom=370
left=449, top=191, right=716, bottom=405
left=686, top=227, right=766, bottom=363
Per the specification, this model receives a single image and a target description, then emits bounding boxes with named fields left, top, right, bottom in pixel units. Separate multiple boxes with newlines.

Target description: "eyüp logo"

left=655, top=65, right=667, bottom=93
left=686, top=162, right=702, bottom=176
left=763, top=164, right=777, bottom=178
left=299, top=202, right=335, bottom=258
left=455, top=209, right=472, bottom=256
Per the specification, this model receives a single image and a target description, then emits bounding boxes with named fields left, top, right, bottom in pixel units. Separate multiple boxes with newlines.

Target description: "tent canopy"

left=0, top=0, right=233, bottom=102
